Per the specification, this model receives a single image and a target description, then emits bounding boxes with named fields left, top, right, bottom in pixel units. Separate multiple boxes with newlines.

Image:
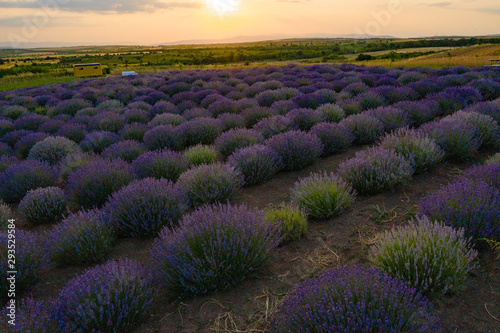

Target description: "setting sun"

left=205, top=0, right=240, bottom=16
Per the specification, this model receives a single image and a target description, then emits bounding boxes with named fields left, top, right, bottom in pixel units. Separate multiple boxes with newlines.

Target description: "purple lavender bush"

left=271, top=100, right=295, bottom=115
left=343, top=82, right=369, bottom=96
left=286, top=108, right=325, bottom=131
left=398, top=71, right=427, bottom=85
left=178, top=162, right=244, bottom=207
left=119, top=123, right=148, bottom=141
left=242, top=106, right=274, bottom=127
left=264, top=203, right=307, bottom=245
left=149, top=100, right=179, bottom=117
left=14, top=114, right=49, bottom=131
left=207, top=98, right=238, bottom=116
left=66, top=158, right=136, bottom=209
left=133, top=149, right=189, bottom=181
left=96, top=99, right=123, bottom=111
left=268, top=265, right=440, bottom=333
left=0, top=119, right=13, bottom=137
left=18, top=187, right=67, bottom=225
left=419, top=178, right=500, bottom=241
left=428, top=87, right=482, bottom=116
left=408, top=79, right=443, bottom=98
left=375, top=86, right=419, bottom=104
left=49, top=98, right=91, bottom=117
left=465, top=100, right=500, bottom=123
left=1, top=129, right=33, bottom=148
left=122, top=108, right=149, bottom=124
left=394, top=100, right=439, bottom=127
left=56, top=123, right=87, bottom=143
left=292, top=172, right=356, bottom=220
left=58, top=152, right=98, bottom=183
left=54, top=259, right=156, bottom=333
left=338, top=147, right=414, bottom=195
left=0, top=297, right=57, bottom=333
left=217, top=113, right=246, bottom=131
left=310, top=122, right=354, bottom=156
left=79, top=131, right=119, bottom=154
left=183, top=144, right=219, bottom=166
left=469, top=79, right=500, bottom=101
left=253, top=115, right=292, bottom=139
left=49, top=209, right=115, bottom=266
left=0, top=160, right=57, bottom=204
left=90, top=111, right=124, bottom=133
left=149, top=113, right=184, bottom=127
left=358, top=92, right=388, bottom=111
left=0, top=142, right=11, bottom=157
left=0, top=201, right=12, bottom=230
left=450, top=111, right=500, bottom=148
left=370, top=216, right=477, bottom=296
left=28, top=136, right=80, bottom=166
left=103, top=178, right=189, bottom=238
left=316, top=103, right=346, bottom=123
left=419, top=118, right=482, bottom=161
left=367, top=106, right=409, bottom=132
left=143, top=124, right=185, bottom=151
left=76, top=107, right=98, bottom=117
left=180, top=117, right=223, bottom=146
left=380, top=127, right=445, bottom=174
left=227, top=145, right=282, bottom=186
left=339, top=113, right=384, bottom=145
left=462, top=162, right=500, bottom=192
left=151, top=203, right=279, bottom=297
left=183, top=107, right=212, bottom=120
left=13, top=132, right=49, bottom=158
left=214, top=128, right=264, bottom=158
left=102, top=140, right=146, bottom=163
left=0, top=231, right=50, bottom=304
left=265, top=131, right=323, bottom=171
left=38, top=119, right=65, bottom=134
left=0, top=155, right=17, bottom=174
left=1, top=105, right=28, bottom=120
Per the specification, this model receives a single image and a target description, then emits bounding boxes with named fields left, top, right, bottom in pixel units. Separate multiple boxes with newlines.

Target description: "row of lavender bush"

left=1, top=97, right=498, bottom=217
left=1, top=102, right=496, bottom=238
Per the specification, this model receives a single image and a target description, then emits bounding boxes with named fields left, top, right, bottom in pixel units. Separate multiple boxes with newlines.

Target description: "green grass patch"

left=0, top=74, right=83, bottom=92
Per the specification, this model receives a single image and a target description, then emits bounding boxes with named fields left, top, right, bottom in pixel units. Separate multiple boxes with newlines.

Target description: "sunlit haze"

left=0, top=0, right=499, bottom=46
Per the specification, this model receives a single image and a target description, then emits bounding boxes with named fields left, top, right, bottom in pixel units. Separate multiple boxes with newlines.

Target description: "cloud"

left=0, top=14, right=79, bottom=27
left=472, top=7, right=500, bottom=15
left=0, top=0, right=202, bottom=13
left=427, top=1, right=453, bottom=7
left=0, top=16, right=29, bottom=27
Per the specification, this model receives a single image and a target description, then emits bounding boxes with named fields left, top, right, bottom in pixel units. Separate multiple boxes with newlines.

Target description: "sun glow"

left=205, top=0, right=240, bottom=16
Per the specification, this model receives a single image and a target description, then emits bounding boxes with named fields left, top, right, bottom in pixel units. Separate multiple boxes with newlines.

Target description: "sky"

left=0, top=0, right=499, bottom=47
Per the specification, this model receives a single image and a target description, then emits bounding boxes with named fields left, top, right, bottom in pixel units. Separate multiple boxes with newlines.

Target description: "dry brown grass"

left=207, top=290, right=288, bottom=333
left=351, top=44, right=500, bottom=68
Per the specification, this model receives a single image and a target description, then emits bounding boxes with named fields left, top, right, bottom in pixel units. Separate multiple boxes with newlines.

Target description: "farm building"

left=73, top=63, right=103, bottom=77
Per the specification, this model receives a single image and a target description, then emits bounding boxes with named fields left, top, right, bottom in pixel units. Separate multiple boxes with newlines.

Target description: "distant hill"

left=159, top=33, right=395, bottom=46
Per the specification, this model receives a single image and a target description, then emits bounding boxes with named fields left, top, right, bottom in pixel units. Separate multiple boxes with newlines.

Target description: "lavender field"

left=0, top=63, right=499, bottom=332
